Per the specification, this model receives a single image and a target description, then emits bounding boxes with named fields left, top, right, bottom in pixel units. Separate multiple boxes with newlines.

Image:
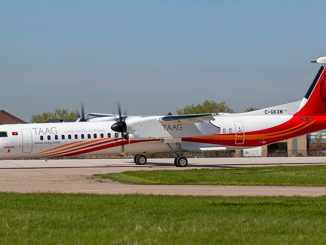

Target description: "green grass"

left=0, top=193, right=326, bottom=244
left=97, top=165, right=326, bottom=186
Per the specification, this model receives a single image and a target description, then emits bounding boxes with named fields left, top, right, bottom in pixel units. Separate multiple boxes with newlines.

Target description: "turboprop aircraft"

left=1, top=57, right=326, bottom=167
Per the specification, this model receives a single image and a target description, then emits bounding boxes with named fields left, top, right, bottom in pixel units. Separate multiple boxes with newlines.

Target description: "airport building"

left=262, top=135, right=308, bottom=157
left=242, top=132, right=326, bottom=157
left=0, top=110, right=25, bottom=124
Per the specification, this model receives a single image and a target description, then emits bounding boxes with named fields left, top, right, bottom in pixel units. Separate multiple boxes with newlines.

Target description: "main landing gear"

left=174, top=156, right=188, bottom=167
left=133, top=154, right=188, bottom=167
left=134, top=154, right=147, bottom=165
left=168, top=143, right=188, bottom=167
left=133, top=142, right=188, bottom=167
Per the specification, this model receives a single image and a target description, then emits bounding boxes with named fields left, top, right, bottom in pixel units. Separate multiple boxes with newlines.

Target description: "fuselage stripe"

left=40, top=138, right=112, bottom=156
left=58, top=139, right=159, bottom=157
left=39, top=141, right=84, bottom=154
left=42, top=138, right=122, bottom=157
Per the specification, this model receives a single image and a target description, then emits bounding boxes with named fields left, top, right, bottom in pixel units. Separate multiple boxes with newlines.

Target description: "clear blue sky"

left=0, top=0, right=325, bottom=121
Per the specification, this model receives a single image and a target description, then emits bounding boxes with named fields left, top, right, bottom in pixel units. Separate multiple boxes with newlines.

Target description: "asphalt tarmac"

left=0, top=157, right=326, bottom=196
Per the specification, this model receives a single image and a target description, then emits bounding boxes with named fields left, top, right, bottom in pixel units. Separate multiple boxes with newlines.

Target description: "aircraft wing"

left=87, top=113, right=116, bottom=118
left=127, top=114, right=219, bottom=139
left=159, top=113, right=215, bottom=124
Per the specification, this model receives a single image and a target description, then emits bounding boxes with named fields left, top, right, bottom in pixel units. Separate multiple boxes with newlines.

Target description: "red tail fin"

left=296, top=66, right=326, bottom=116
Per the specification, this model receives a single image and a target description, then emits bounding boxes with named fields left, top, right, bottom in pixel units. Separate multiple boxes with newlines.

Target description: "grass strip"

left=97, top=165, right=326, bottom=186
left=0, top=193, right=326, bottom=244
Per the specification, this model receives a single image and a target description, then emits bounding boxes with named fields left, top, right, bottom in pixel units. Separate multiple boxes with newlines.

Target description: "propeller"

left=76, top=103, right=87, bottom=122
left=111, top=102, right=129, bottom=154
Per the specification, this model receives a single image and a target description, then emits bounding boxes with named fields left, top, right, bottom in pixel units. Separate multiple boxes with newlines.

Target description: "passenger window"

left=107, top=133, right=111, bottom=138
left=40, top=136, right=44, bottom=141
left=100, top=133, right=104, bottom=138
left=87, top=134, right=91, bottom=139
left=68, top=135, right=72, bottom=140
left=47, top=135, right=51, bottom=140
left=0, top=132, right=8, bottom=137
left=55, top=135, right=58, bottom=140
left=81, top=134, right=85, bottom=139
left=62, top=135, right=65, bottom=140
left=115, top=133, right=119, bottom=138
left=94, top=134, right=97, bottom=139
left=75, top=134, right=78, bottom=139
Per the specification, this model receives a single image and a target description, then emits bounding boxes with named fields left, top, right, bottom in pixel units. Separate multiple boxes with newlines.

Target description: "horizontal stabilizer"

left=311, top=56, right=326, bottom=65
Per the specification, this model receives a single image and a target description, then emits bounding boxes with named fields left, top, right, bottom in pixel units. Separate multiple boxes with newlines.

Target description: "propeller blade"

left=117, top=102, right=122, bottom=121
left=81, top=103, right=86, bottom=122
left=121, top=133, right=125, bottom=155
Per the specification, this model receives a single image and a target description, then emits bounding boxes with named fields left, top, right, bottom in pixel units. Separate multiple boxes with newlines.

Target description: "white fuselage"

left=0, top=112, right=292, bottom=159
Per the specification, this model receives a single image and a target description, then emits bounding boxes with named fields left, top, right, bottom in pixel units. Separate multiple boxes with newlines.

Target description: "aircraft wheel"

left=134, top=154, right=140, bottom=164
left=174, top=158, right=178, bottom=167
left=135, top=155, right=147, bottom=165
left=175, top=157, right=188, bottom=167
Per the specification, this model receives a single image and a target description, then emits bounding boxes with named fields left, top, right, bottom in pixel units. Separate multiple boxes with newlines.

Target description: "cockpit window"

left=0, top=132, right=8, bottom=137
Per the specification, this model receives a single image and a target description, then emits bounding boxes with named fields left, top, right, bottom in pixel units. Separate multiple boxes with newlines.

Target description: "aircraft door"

left=21, top=129, right=33, bottom=153
left=234, top=121, right=245, bottom=145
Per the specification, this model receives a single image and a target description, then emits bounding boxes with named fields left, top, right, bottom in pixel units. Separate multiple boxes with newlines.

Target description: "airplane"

left=0, top=56, right=326, bottom=167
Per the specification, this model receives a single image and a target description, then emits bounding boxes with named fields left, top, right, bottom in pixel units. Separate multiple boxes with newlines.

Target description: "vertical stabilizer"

left=296, top=58, right=326, bottom=116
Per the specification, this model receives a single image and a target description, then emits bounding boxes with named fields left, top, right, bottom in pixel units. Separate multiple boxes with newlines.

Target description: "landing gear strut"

left=134, top=154, right=147, bottom=165
left=167, top=143, right=188, bottom=167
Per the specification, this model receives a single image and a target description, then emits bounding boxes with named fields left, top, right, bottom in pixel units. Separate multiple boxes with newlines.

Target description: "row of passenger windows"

left=40, top=132, right=119, bottom=141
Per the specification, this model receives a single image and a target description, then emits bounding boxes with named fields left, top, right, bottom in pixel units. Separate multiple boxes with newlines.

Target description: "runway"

left=1, top=157, right=326, bottom=196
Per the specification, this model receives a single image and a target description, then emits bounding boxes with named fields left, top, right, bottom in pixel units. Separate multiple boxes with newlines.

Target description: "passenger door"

left=234, top=121, right=245, bottom=145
